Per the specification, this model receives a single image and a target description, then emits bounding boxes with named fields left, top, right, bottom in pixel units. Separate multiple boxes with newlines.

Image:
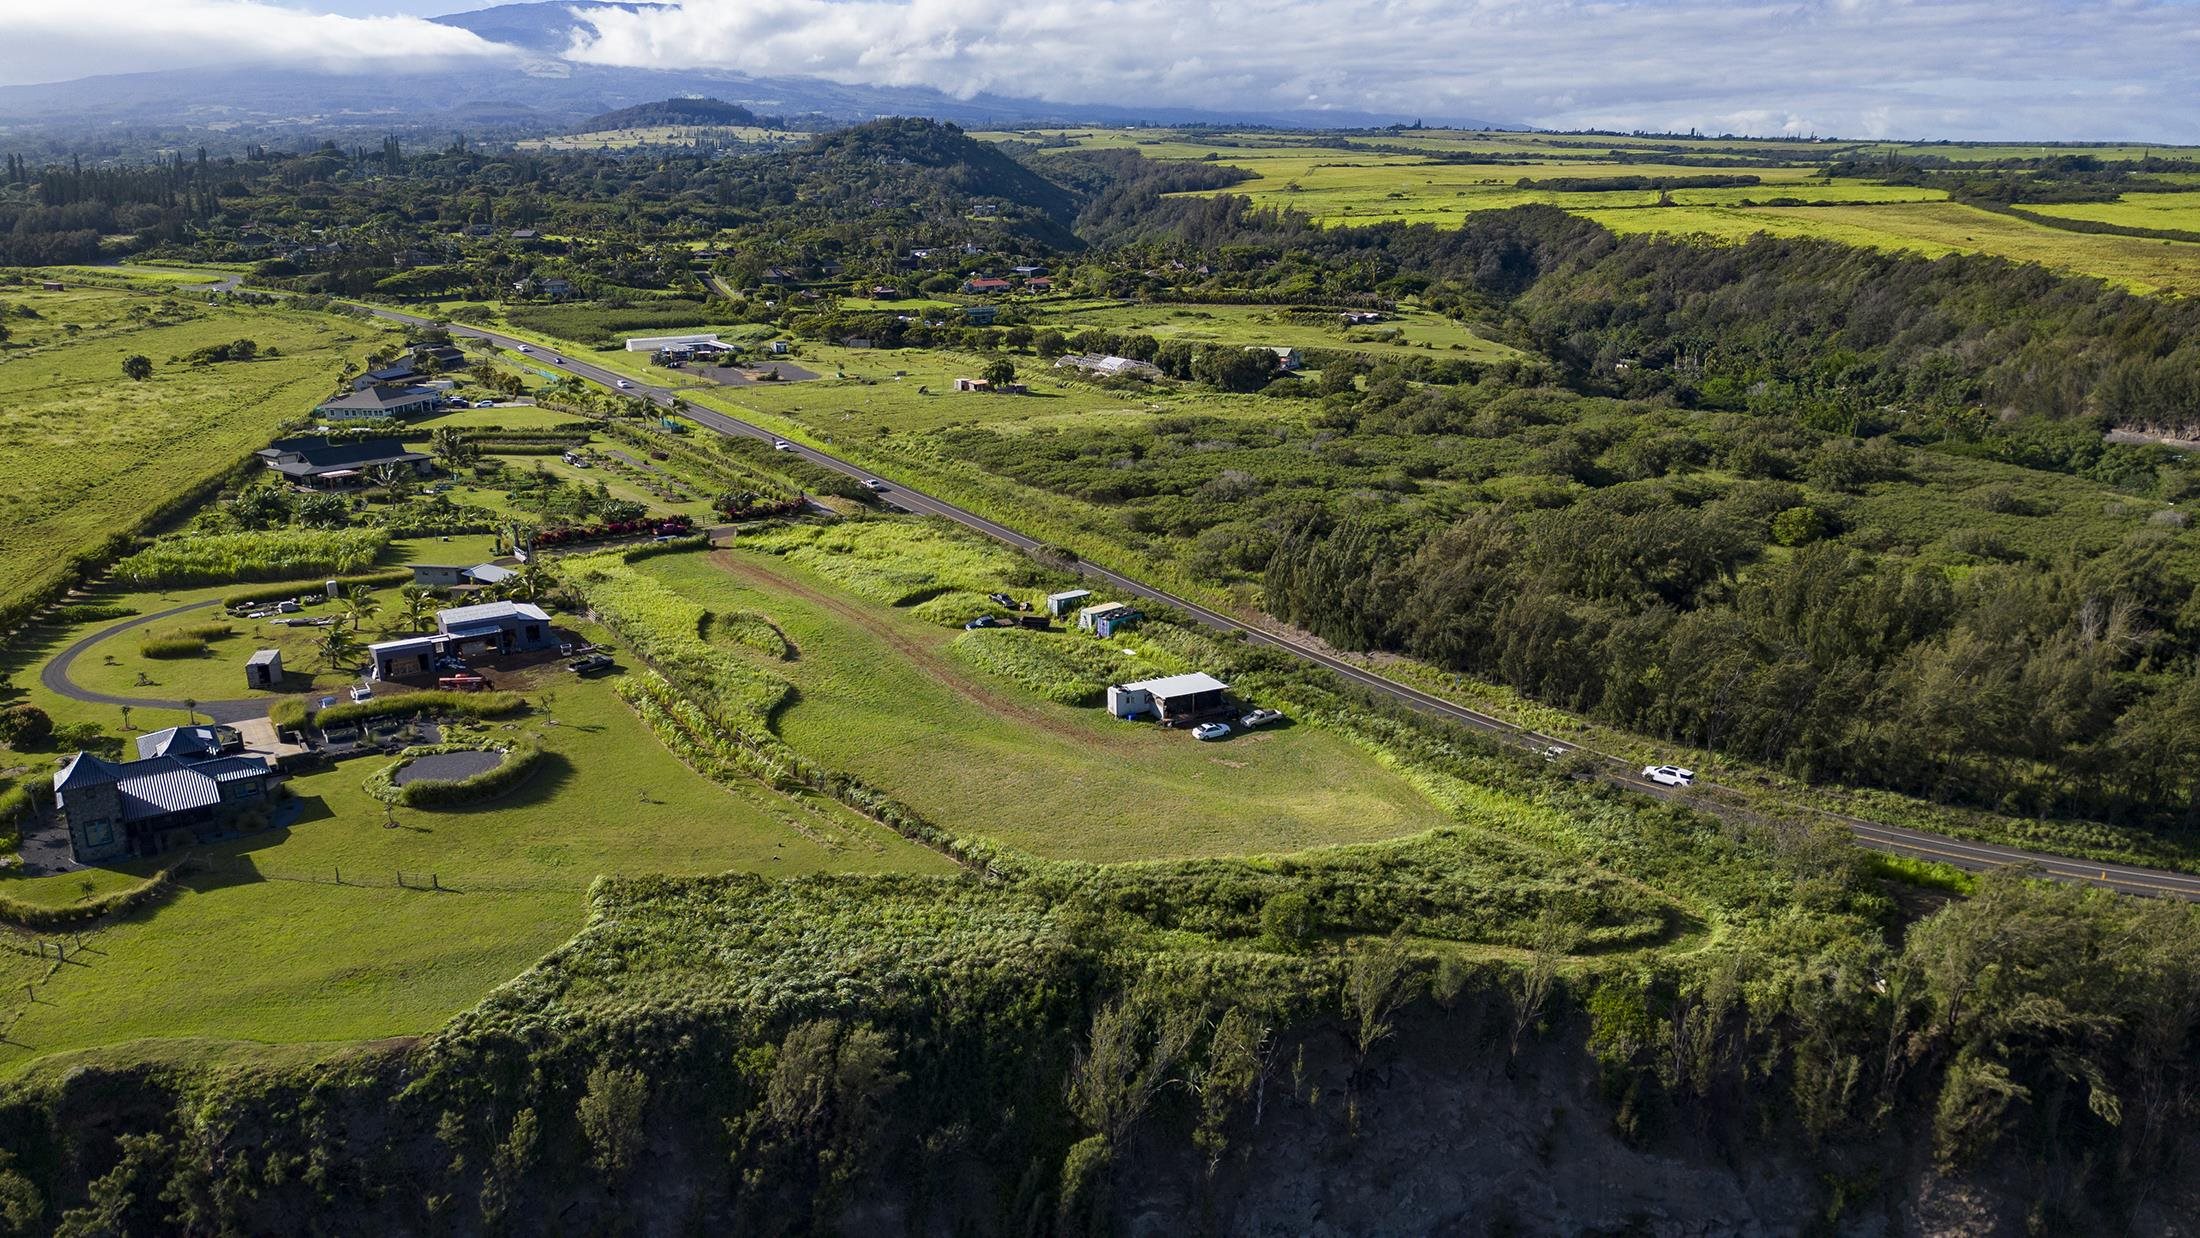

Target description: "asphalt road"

left=368, top=307, right=2200, bottom=901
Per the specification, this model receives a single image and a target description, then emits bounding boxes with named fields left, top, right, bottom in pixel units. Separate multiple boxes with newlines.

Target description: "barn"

left=1106, top=672, right=1231, bottom=724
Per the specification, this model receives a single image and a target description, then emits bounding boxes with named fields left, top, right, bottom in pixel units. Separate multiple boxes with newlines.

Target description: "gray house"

left=315, top=384, right=444, bottom=422
left=55, top=749, right=274, bottom=864
left=436, top=600, right=556, bottom=658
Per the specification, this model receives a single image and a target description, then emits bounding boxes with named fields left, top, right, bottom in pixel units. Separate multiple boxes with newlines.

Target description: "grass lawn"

left=0, top=662, right=952, bottom=1073
left=638, top=545, right=1453, bottom=862
left=1038, top=300, right=1521, bottom=362
left=0, top=281, right=401, bottom=620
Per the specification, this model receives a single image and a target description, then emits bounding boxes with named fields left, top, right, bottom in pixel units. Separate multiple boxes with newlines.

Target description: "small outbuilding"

left=1107, top=672, right=1231, bottom=724
left=1045, top=589, right=1093, bottom=618
left=245, top=649, right=283, bottom=689
left=1077, top=602, right=1143, bottom=638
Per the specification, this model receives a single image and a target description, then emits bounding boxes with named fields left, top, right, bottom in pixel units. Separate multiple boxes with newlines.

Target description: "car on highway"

left=616, top=379, right=632, bottom=389
left=863, top=478, right=888, bottom=491
left=515, top=344, right=532, bottom=353
left=773, top=440, right=792, bottom=451
left=1240, top=708, right=1285, bottom=729
left=1641, top=764, right=1695, bottom=787
left=1192, top=722, right=1232, bottom=741
left=1538, top=743, right=1568, bottom=761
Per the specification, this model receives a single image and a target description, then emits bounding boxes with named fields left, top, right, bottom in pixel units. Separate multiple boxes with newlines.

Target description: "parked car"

left=348, top=684, right=373, bottom=703
left=1642, top=764, right=1695, bottom=787
left=987, top=592, right=1030, bottom=611
left=568, top=654, right=615, bottom=675
left=773, top=440, right=792, bottom=451
left=438, top=675, right=489, bottom=692
left=1192, top=722, right=1232, bottom=741
left=433, top=655, right=468, bottom=674
left=1240, top=708, right=1285, bottom=729
left=473, top=399, right=496, bottom=408
left=863, top=478, right=888, bottom=491
left=964, top=616, right=1010, bottom=630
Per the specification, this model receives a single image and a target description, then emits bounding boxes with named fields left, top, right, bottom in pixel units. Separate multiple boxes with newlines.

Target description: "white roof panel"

left=1121, top=672, right=1229, bottom=699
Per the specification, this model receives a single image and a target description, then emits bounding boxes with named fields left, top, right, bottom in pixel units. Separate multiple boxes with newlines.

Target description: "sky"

left=2, top=0, right=2196, bottom=142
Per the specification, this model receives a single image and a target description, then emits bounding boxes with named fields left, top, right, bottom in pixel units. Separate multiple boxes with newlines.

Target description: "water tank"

left=325, top=579, right=341, bottom=599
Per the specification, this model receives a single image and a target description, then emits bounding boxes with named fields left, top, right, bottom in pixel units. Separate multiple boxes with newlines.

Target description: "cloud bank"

left=559, top=0, right=2200, bottom=141
left=0, top=0, right=2194, bottom=142
left=0, top=0, right=515, bottom=84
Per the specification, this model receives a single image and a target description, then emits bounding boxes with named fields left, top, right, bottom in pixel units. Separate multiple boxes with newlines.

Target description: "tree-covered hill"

left=575, top=96, right=762, bottom=132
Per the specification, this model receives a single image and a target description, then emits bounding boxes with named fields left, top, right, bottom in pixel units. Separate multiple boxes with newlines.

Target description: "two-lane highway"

left=363, top=306, right=2200, bottom=900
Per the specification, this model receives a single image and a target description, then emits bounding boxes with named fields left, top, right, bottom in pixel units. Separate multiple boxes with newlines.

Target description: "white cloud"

left=555, top=0, right=2200, bottom=141
left=0, top=0, right=516, bottom=86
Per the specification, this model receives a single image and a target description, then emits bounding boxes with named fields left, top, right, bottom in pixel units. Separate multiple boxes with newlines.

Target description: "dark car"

left=568, top=654, right=616, bottom=675
left=986, top=592, right=1030, bottom=611
left=964, top=616, right=1010, bottom=630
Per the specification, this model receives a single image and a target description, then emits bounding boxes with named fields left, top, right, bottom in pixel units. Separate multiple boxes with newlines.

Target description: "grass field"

left=0, top=654, right=952, bottom=1072
left=1581, top=201, right=2200, bottom=294
left=1039, top=300, right=1520, bottom=362
left=0, top=284, right=399, bottom=619
left=2028, top=190, right=2200, bottom=234
left=984, top=127, right=2200, bottom=294
left=637, top=539, right=1453, bottom=861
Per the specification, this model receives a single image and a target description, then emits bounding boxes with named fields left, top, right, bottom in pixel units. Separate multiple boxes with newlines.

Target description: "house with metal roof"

left=257, top=437, right=432, bottom=488
left=54, top=748, right=274, bottom=864
left=314, top=383, right=444, bottom=422
left=436, top=600, right=555, bottom=658
left=1107, top=672, right=1231, bottom=724
left=410, top=563, right=514, bottom=590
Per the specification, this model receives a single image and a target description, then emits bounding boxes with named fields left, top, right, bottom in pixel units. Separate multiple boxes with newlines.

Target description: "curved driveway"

left=40, top=599, right=274, bottom=725
left=359, top=304, right=2200, bottom=901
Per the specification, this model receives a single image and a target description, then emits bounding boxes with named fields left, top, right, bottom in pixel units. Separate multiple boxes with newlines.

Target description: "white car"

left=1192, top=722, right=1232, bottom=741
left=473, top=399, right=496, bottom=408
left=516, top=344, right=532, bottom=353
left=349, top=684, right=374, bottom=703
left=616, top=379, right=632, bottom=389
left=1642, top=764, right=1694, bottom=787
left=863, top=478, right=888, bottom=491
left=773, top=440, right=792, bottom=451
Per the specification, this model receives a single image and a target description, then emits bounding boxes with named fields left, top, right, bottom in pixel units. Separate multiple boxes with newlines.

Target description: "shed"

left=1045, top=589, right=1093, bottom=618
left=1110, top=672, right=1230, bottom=724
left=1077, top=602, right=1143, bottom=638
left=245, top=649, right=283, bottom=689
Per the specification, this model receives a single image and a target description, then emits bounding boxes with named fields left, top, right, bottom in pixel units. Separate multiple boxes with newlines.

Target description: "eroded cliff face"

left=6, top=1003, right=2194, bottom=1236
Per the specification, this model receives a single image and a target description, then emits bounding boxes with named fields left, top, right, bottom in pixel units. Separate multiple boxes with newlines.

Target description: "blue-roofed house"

left=134, top=724, right=241, bottom=762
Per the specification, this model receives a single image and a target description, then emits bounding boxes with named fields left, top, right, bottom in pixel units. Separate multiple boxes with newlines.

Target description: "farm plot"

left=635, top=537, right=1454, bottom=861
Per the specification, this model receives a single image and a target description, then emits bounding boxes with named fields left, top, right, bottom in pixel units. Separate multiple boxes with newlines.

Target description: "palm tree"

left=511, top=560, right=550, bottom=603
left=343, top=585, right=382, bottom=633
left=180, top=698, right=198, bottom=725
left=316, top=626, right=363, bottom=672
left=397, top=584, right=439, bottom=634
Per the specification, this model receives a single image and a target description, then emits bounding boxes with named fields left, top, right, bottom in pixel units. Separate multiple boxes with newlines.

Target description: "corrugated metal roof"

left=54, top=752, right=120, bottom=791
left=114, top=759, right=222, bottom=820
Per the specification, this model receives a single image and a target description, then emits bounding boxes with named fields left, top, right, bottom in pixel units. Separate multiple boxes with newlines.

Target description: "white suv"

left=1641, top=764, right=1694, bottom=788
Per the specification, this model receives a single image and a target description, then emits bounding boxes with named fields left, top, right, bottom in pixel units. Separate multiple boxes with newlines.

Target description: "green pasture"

left=1037, top=300, right=1521, bottom=361
left=1584, top=201, right=2200, bottom=294
left=637, top=540, right=1454, bottom=861
left=0, top=285, right=401, bottom=621
left=2028, top=190, right=2200, bottom=234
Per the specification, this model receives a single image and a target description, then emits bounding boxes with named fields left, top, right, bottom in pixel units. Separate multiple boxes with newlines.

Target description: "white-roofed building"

left=1107, top=672, right=1231, bottom=723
